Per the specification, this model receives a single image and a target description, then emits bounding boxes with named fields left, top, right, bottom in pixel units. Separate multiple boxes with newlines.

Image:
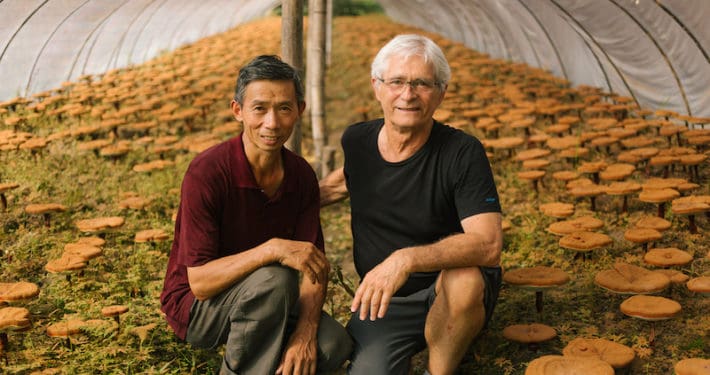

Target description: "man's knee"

left=243, top=265, right=299, bottom=316
left=438, top=267, right=485, bottom=312
left=316, top=316, right=353, bottom=371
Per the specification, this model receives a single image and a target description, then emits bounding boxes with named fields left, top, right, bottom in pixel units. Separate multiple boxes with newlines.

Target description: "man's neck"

left=244, top=144, right=284, bottom=197
left=378, top=119, right=434, bottom=163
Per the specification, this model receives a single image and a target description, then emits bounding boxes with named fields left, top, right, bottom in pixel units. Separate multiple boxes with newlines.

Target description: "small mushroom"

left=568, top=184, right=607, bottom=211
left=594, top=262, right=670, bottom=294
left=517, top=170, right=546, bottom=193
left=638, top=188, right=680, bottom=218
left=503, top=266, right=570, bottom=316
left=502, top=323, right=557, bottom=350
left=643, top=247, right=693, bottom=268
left=24, top=203, right=67, bottom=227
left=76, top=236, right=106, bottom=247
left=134, top=229, right=170, bottom=243
left=624, top=228, right=662, bottom=252
left=525, top=355, right=614, bottom=375
left=652, top=269, right=690, bottom=285
left=0, top=282, right=40, bottom=304
left=75, top=216, right=124, bottom=234
left=686, top=276, right=710, bottom=295
left=562, top=337, right=635, bottom=369
left=619, top=294, right=681, bottom=346
left=45, top=254, right=87, bottom=286
left=46, top=319, right=86, bottom=348
left=604, top=181, right=641, bottom=213
left=63, top=243, right=103, bottom=261
left=0, top=307, right=31, bottom=365
left=634, top=216, right=672, bottom=232
left=0, top=183, right=19, bottom=211
left=559, top=231, right=612, bottom=259
left=674, top=358, right=710, bottom=375
left=117, top=196, right=151, bottom=210
left=101, top=305, right=128, bottom=331
left=546, top=216, right=604, bottom=236
left=671, top=196, right=709, bottom=234
left=540, top=202, right=575, bottom=220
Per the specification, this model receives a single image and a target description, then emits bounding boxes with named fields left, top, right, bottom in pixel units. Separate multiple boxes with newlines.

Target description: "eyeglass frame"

left=375, top=77, right=444, bottom=93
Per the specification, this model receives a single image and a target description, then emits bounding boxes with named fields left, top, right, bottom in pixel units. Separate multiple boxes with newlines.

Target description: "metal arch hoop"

left=67, top=0, right=130, bottom=81
left=518, top=0, right=568, bottom=80
left=547, top=0, right=630, bottom=100
left=656, top=2, right=710, bottom=63
left=609, top=0, right=691, bottom=115
left=25, top=0, right=93, bottom=95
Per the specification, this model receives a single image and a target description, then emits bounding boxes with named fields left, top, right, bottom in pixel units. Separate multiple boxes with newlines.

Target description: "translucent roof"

left=378, top=0, right=710, bottom=118
left=0, top=0, right=278, bottom=100
left=1, top=0, right=708, bottom=117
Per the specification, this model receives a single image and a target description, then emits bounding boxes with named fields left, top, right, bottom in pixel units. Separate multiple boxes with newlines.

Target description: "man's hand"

left=351, top=251, right=410, bottom=320
left=275, top=328, right=318, bottom=375
left=270, top=239, right=329, bottom=284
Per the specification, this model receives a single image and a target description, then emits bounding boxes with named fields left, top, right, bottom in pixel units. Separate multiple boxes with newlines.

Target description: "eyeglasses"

left=376, top=77, right=441, bottom=94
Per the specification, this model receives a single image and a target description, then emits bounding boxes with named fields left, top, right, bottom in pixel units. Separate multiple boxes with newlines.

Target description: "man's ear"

left=231, top=99, right=243, bottom=122
left=298, top=101, right=306, bottom=116
left=371, top=77, right=382, bottom=102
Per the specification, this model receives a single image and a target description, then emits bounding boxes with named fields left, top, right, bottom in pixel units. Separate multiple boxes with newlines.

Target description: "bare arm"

left=187, top=238, right=328, bottom=301
left=277, top=266, right=328, bottom=375
left=319, top=167, right=349, bottom=207
left=351, top=212, right=503, bottom=320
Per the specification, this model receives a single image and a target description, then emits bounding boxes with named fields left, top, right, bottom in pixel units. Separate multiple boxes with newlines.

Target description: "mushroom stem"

left=0, top=332, right=7, bottom=366
left=657, top=203, right=665, bottom=218
left=649, top=321, right=656, bottom=348
left=590, top=196, right=596, bottom=211
left=0, top=194, right=7, bottom=211
left=535, top=291, right=544, bottom=315
left=687, top=215, right=697, bottom=234
left=42, top=213, right=51, bottom=227
left=621, top=195, right=628, bottom=213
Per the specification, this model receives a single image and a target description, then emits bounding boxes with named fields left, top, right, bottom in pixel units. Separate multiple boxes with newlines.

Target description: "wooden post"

left=307, top=0, right=328, bottom=177
left=326, top=0, right=333, bottom=67
left=281, top=0, right=304, bottom=155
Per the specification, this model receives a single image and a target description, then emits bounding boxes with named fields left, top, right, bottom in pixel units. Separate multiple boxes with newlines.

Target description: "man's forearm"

left=397, top=230, right=502, bottom=274
left=319, top=167, right=349, bottom=207
left=293, top=277, right=327, bottom=337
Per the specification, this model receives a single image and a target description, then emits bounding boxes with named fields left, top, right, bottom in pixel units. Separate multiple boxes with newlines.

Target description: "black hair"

left=233, top=55, right=304, bottom=105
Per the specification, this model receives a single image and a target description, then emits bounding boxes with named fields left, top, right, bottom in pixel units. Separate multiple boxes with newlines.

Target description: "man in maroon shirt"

left=160, top=55, right=352, bottom=375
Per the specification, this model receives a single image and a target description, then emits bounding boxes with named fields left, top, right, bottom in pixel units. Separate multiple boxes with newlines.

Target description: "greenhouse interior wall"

left=0, top=0, right=708, bottom=118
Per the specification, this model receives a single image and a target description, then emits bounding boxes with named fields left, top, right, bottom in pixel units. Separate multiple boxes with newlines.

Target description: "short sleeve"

left=175, top=167, right=223, bottom=267
left=453, top=139, right=501, bottom=220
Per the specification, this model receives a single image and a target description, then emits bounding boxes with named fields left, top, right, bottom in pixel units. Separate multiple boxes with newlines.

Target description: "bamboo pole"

left=281, top=0, right=304, bottom=155
left=307, top=0, right=329, bottom=177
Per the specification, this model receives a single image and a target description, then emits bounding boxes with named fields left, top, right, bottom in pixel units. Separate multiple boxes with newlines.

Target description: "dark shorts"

left=346, top=266, right=502, bottom=375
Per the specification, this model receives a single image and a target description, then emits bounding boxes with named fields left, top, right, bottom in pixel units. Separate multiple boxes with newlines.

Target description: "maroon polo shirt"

left=160, top=134, right=324, bottom=340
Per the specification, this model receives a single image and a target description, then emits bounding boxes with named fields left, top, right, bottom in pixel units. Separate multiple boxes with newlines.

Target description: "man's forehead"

left=243, top=80, right=297, bottom=100
left=384, top=54, right=435, bottom=77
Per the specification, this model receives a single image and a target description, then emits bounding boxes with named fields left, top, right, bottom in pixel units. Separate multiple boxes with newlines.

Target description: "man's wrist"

left=392, top=248, right=415, bottom=274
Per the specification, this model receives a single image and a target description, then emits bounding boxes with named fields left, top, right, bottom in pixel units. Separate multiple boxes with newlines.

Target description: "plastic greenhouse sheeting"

left=378, top=0, right=710, bottom=118
left=0, top=0, right=278, bottom=100
left=1, top=0, right=708, bottom=118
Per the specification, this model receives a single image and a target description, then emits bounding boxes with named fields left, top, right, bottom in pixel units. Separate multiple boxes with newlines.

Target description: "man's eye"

left=388, top=79, right=405, bottom=86
left=413, top=79, right=432, bottom=88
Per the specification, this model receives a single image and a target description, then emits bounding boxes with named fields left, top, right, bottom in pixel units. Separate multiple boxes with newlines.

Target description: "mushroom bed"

left=0, top=15, right=708, bottom=375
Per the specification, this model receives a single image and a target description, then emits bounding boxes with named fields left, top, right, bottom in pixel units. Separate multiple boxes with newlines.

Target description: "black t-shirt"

left=342, top=119, right=501, bottom=296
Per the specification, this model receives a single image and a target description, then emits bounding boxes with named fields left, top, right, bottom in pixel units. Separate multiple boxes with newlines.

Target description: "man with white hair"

left=320, top=34, right=503, bottom=375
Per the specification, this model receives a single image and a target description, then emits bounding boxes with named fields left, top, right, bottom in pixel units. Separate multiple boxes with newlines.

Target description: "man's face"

left=232, top=80, right=304, bottom=154
left=372, top=54, right=446, bottom=130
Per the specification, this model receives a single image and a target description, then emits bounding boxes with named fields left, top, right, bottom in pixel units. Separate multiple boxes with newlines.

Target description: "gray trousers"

left=346, top=266, right=502, bottom=375
left=186, top=265, right=353, bottom=375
